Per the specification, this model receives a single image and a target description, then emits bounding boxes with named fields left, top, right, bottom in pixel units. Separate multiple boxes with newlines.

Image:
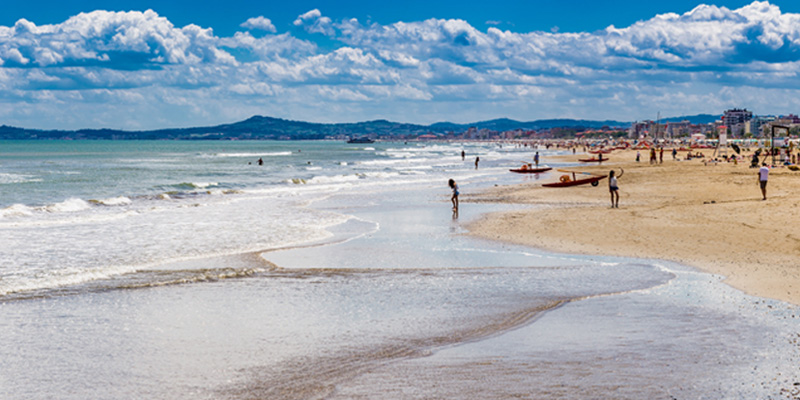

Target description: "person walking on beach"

left=650, top=147, right=656, bottom=164
left=448, top=179, right=459, bottom=211
left=636, top=151, right=640, bottom=162
left=672, top=148, right=677, bottom=160
left=534, top=152, right=540, bottom=167
left=759, top=163, right=769, bottom=200
left=659, top=147, right=664, bottom=164
left=609, top=169, right=623, bottom=208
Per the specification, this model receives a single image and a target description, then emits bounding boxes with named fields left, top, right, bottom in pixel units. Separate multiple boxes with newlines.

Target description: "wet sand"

left=466, top=148, right=800, bottom=305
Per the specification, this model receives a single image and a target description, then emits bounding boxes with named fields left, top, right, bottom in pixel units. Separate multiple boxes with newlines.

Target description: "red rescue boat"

left=543, top=170, right=607, bottom=187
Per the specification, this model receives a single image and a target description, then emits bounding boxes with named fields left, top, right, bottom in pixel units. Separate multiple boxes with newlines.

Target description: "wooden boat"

left=510, top=166, right=552, bottom=173
left=543, top=170, right=606, bottom=188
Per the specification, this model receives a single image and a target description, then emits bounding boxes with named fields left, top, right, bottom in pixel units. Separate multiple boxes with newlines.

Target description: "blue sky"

left=2, top=1, right=800, bottom=129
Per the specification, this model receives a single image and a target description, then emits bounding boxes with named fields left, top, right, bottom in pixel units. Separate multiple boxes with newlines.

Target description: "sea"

left=0, top=140, right=797, bottom=399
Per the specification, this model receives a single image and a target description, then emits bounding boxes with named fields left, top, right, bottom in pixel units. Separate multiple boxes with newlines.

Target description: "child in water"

left=448, top=179, right=459, bottom=211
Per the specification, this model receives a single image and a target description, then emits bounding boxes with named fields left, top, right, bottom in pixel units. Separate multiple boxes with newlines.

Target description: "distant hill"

left=660, top=114, right=719, bottom=125
left=0, top=116, right=436, bottom=140
left=0, top=114, right=718, bottom=140
left=430, top=118, right=630, bottom=132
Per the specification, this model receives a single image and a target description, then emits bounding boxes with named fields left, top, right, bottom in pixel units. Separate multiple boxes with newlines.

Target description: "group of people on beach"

left=448, top=144, right=775, bottom=214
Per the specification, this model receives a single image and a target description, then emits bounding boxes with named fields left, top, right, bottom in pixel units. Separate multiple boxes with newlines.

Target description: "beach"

left=467, top=148, right=800, bottom=306
left=1, top=141, right=799, bottom=399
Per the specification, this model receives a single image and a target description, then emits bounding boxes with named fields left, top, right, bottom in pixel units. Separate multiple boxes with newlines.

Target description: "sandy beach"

left=467, top=148, right=800, bottom=305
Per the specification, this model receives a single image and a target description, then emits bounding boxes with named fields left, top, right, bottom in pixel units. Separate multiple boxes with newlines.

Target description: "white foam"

left=0, top=204, right=34, bottom=218
left=0, top=173, right=41, bottom=184
left=306, top=174, right=361, bottom=184
left=189, top=182, right=218, bottom=189
left=94, top=196, right=132, bottom=206
left=43, top=198, right=91, bottom=213
left=212, top=152, right=292, bottom=158
left=0, top=266, right=129, bottom=297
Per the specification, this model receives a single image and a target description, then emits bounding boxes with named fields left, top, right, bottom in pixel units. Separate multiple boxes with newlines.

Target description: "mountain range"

left=0, top=114, right=720, bottom=140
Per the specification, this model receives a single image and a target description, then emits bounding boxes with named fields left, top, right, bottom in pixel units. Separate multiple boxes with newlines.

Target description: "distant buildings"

left=722, top=108, right=753, bottom=136
left=404, top=107, right=800, bottom=141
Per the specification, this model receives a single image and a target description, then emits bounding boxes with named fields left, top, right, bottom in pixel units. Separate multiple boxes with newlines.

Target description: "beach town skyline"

left=3, top=1, right=800, bottom=131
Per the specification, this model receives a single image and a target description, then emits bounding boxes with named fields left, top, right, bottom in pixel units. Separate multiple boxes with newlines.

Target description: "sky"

left=3, top=1, right=800, bottom=130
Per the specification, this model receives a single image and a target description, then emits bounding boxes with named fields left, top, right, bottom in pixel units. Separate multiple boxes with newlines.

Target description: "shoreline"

left=465, top=148, right=800, bottom=306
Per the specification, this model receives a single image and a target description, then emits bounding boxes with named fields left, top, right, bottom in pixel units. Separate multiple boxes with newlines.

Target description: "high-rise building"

left=722, top=108, right=753, bottom=137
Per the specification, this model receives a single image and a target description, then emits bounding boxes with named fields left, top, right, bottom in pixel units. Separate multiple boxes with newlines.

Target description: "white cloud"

left=294, top=9, right=322, bottom=25
left=240, top=16, right=277, bottom=33
left=293, top=9, right=334, bottom=35
left=6, top=2, right=800, bottom=130
left=0, top=10, right=236, bottom=68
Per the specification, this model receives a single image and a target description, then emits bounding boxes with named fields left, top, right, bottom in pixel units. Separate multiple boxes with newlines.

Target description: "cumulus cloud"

left=0, top=10, right=236, bottom=68
left=240, top=16, right=277, bottom=33
left=5, top=2, right=800, bottom=130
left=293, top=9, right=335, bottom=35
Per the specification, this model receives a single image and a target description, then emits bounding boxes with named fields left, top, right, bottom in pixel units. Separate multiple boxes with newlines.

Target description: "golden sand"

left=466, top=149, right=800, bottom=305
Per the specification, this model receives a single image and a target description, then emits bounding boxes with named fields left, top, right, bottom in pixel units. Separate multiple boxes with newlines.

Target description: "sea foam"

left=0, top=204, right=34, bottom=218
left=91, top=196, right=133, bottom=206
left=43, top=198, right=91, bottom=213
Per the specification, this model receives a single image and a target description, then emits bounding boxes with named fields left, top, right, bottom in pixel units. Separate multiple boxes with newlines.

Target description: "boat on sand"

left=543, top=170, right=606, bottom=188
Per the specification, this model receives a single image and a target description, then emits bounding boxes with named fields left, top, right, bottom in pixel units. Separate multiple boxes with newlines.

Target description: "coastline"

left=466, top=148, right=800, bottom=306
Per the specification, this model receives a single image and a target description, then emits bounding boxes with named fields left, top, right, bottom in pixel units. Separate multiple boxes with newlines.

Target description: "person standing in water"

left=461, top=150, right=465, bottom=161
left=609, top=168, right=623, bottom=208
left=448, top=179, right=459, bottom=211
left=475, top=156, right=480, bottom=169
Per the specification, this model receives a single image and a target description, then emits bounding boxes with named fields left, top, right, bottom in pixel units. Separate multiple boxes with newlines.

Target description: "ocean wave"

left=0, top=173, right=42, bottom=185
left=358, top=159, right=413, bottom=166
left=288, top=171, right=404, bottom=186
left=0, top=204, right=35, bottom=218
left=210, top=152, right=293, bottom=158
left=304, top=175, right=360, bottom=184
left=0, top=267, right=269, bottom=301
left=43, top=198, right=91, bottom=213
left=89, top=196, right=133, bottom=206
left=175, top=182, right=219, bottom=189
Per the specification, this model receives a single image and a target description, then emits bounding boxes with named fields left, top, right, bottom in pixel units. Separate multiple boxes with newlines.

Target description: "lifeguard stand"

left=771, top=125, right=789, bottom=166
left=717, top=125, right=728, bottom=158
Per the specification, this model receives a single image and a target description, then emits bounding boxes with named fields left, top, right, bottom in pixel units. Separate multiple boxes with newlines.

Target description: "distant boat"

left=347, top=137, right=374, bottom=144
